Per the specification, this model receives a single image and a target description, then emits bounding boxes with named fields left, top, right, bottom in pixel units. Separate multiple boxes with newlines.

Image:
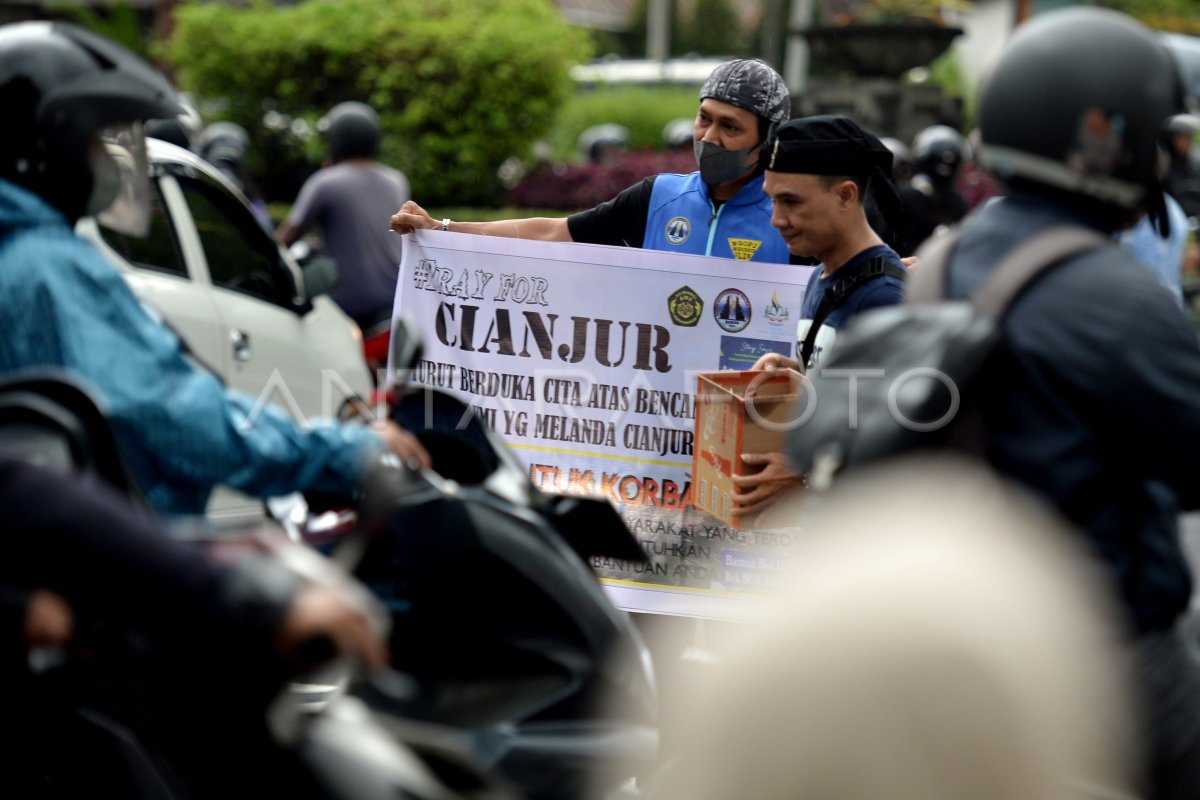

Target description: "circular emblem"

left=668, top=285, right=703, bottom=327
left=664, top=216, right=691, bottom=246
left=713, top=288, right=751, bottom=333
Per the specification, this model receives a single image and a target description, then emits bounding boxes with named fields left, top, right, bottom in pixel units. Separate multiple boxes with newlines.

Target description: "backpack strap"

left=800, top=255, right=908, bottom=367
left=904, top=228, right=964, bottom=304
left=971, top=226, right=1112, bottom=319
left=906, top=225, right=1111, bottom=315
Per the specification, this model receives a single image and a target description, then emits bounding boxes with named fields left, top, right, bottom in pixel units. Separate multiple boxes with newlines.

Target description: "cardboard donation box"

left=692, top=370, right=803, bottom=529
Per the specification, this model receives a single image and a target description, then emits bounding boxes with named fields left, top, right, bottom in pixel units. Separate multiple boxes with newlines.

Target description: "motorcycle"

left=326, top=317, right=660, bottom=800
left=0, top=369, right=506, bottom=800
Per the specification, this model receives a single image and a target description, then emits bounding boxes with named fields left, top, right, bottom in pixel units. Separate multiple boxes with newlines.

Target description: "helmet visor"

left=94, top=122, right=152, bottom=238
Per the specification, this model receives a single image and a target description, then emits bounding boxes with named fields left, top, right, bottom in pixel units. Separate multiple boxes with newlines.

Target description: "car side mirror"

left=301, top=255, right=341, bottom=299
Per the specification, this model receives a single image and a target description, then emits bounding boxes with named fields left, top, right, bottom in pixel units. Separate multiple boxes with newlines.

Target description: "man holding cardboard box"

left=732, top=116, right=907, bottom=519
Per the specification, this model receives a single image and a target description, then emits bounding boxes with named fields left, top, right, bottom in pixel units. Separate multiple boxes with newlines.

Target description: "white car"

left=77, top=138, right=373, bottom=526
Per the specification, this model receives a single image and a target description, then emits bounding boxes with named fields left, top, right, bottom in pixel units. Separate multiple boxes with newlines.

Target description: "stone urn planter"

left=797, top=22, right=964, bottom=78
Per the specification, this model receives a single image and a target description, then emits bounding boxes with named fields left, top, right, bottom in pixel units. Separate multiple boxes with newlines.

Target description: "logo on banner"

left=728, top=238, right=762, bottom=261
left=664, top=216, right=691, bottom=245
left=764, top=290, right=790, bottom=327
left=667, top=285, right=703, bottom=327
left=713, top=288, right=751, bottom=333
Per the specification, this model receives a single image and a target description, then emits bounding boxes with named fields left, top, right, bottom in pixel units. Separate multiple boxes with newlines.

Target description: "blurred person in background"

left=1162, top=113, right=1200, bottom=220
left=894, top=124, right=969, bottom=256
left=578, top=123, right=630, bottom=166
left=391, top=58, right=795, bottom=264
left=645, top=458, right=1141, bottom=800
left=196, top=120, right=273, bottom=230
left=277, top=101, right=411, bottom=332
left=0, top=22, right=427, bottom=520
left=1119, top=190, right=1188, bottom=306
left=3, top=456, right=387, bottom=796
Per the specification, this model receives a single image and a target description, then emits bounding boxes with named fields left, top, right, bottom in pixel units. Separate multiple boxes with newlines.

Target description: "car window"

left=97, top=180, right=186, bottom=278
left=176, top=172, right=293, bottom=307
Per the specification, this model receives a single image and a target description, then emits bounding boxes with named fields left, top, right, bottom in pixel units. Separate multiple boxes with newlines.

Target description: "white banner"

left=393, top=230, right=813, bottom=618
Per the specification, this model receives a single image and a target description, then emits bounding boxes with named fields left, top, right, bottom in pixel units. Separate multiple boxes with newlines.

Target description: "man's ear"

left=837, top=179, right=859, bottom=209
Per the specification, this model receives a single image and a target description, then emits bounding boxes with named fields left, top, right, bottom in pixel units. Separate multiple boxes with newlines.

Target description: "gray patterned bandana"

left=700, top=59, right=791, bottom=124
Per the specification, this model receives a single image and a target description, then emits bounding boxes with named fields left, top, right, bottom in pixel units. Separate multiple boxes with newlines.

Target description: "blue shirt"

left=796, top=244, right=906, bottom=368
left=0, top=179, right=382, bottom=518
left=1118, top=193, right=1187, bottom=307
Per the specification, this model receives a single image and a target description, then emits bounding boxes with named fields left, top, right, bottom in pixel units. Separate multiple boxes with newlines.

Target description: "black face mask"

left=694, top=140, right=758, bottom=187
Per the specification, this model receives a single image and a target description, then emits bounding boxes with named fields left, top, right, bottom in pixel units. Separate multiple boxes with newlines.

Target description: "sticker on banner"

left=727, top=238, right=762, bottom=261
left=764, top=290, right=790, bottom=327
left=718, top=335, right=791, bottom=370
left=667, top=285, right=703, bottom=327
left=713, top=288, right=751, bottom=333
left=664, top=216, right=691, bottom=245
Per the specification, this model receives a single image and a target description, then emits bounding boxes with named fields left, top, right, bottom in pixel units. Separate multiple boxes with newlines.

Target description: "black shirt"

left=947, top=194, right=1200, bottom=633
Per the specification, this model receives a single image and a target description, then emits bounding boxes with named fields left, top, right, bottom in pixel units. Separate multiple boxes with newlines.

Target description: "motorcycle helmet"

left=144, top=98, right=201, bottom=150
left=318, top=101, right=381, bottom=162
left=196, top=121, right=251, bottom=169
left=880, top=136, right=913, bottom=182
left=976, top=8, right=1184, bottom=230
left=662, top=117, right=694, bottom=150
left=1165, top=113, right=1200, bottom=138
left=0, top=21, right=181, bottom=229
left=577, top=123, right=630, bottom=164
left=911, top=125, right=966, bottom=183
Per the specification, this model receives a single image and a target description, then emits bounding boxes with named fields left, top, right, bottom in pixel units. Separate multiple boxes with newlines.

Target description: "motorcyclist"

left=894, top=124, right=968, bottom=255
left=195, top=119, right=274, bottom=229
left=0, top=21, right=428, bottom=519
left=1162, top=112, right=1200, bottom=219
left=277, top=101, right=411, bottom=331
left=2, top=455, right=389, bottom=797
left=938, top=8, right=1200, bottom=797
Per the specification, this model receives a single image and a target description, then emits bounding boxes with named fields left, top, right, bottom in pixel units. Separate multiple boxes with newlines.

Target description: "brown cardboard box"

left=692, top=369, right=804, bottom=529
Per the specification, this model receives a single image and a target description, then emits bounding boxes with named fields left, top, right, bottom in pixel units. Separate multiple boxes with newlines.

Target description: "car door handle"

left=230, top=329, right=252, bottom=362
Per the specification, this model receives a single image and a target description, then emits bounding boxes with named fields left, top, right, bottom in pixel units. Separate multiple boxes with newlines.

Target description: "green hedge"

left=546, top=85, right=701, bottom=161
left=163, top=0, right=589, bottom=206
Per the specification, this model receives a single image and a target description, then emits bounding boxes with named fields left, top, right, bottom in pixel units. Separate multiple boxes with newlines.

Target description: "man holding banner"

left=734, top=116, right=908, bottom=519
left=390, top=59, right=793, bottom=265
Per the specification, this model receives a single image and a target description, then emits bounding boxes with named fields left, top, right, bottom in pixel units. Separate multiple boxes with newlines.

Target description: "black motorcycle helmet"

left=318, top=101, right=381, bottom=163
left=196, top=121, right=250, bottom=168
left=976, top=8, right=1184, bottom=233
left=0, top=21, right=181, bottom=223
left=911, top=125, right=966, bottom=183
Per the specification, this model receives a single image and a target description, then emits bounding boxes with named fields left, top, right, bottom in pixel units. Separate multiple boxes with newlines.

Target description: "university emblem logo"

left=713, top=288, right=751, bottom=333
left=668, top=285, right=704, bottom=327
left=665, top=216, right=691, bottom=245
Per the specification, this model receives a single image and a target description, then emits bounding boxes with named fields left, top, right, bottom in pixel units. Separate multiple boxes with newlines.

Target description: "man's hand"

left=751, top=352, right=800, bottom=372
left=274, top=584, right=388, bottom=672
left=24, top=589, right=73, bottom=647
left=730, top=452, right=803, bottom=517
left=390, top=200, right=439, bottom=235
left=373, top=420, right=431, bottom=470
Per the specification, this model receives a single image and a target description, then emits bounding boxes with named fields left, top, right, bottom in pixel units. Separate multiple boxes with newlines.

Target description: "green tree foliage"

left=548, top=85, right=699, bottom=160
left=1098, top=0, right=1200, bottom=34
left=48, top=1, right=146, bottom=58
left=627, top=0, right=750, bottom=57
left=678, top=0, right=746, bottom=56
left=162, top=0, right=589, bottom=205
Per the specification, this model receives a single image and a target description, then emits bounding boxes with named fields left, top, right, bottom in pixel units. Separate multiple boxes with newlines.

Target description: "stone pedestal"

left=790, top=23, right=966, bottom=141
left=794, top=78, right=964, bottom=144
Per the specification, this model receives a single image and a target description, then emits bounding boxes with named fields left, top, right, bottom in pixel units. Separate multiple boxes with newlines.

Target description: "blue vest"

left=642, top=172, right=790, bottom=264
